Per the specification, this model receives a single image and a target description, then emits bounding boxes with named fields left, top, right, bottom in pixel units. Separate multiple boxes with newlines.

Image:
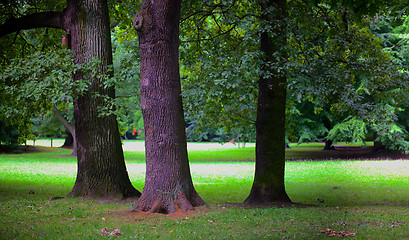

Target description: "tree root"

left=131, top=191, right=204, bottom=214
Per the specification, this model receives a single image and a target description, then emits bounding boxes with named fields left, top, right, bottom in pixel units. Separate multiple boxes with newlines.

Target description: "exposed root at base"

left=131, top=192, right=205, bottom=215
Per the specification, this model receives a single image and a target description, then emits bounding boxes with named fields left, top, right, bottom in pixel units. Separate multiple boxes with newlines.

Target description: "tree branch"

left=52, top=105, right=75, bottom=137
left=0, top=11, right=66, bottom=38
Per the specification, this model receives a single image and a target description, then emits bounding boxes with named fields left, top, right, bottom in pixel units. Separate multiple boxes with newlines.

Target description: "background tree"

left=130, top=0, right=205, bottom=214
left=52, top=105, right=77, bottom=156
left=287, top=0, right=409, bottom=151
left=244, top=0, right=291, bottom=205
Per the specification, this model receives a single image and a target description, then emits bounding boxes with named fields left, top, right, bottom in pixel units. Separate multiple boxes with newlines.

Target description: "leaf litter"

left=320, top=228, right=356, bottom=237
left=100, top=228, right=122, bottom=237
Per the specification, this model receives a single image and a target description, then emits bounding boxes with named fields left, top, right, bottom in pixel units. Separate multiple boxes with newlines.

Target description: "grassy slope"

left=1, top=143, right=409, bottom=239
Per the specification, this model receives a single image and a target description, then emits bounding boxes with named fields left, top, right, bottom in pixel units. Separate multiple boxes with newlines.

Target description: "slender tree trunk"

left=323, top=139, right=335, bottom=150
left=244, top=0, right=291, bottom=205
left=323, top=118, right=334, bottom=150
left=52, top=105, right=77, bottom=156
left=67, top=0, right=140, bottom=199
left=130, top=0, right=204, bottom=214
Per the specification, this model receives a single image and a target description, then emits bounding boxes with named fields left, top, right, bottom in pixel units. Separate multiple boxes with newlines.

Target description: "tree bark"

left=130, top=0, right=205, bottom=214
left=67, top=0, right=140, bottom=199
left=0, top=0, right=140, bottom=199
left=244, top=0, right=291, bottom=205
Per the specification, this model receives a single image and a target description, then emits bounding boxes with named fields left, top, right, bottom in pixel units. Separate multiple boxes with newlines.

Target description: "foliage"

left=178, top=0, right=409, bottom=150
left=0, top=49, right=79, bottom=142
left=0, top=0, right=70, bottom=142
left=0, top=0, right=66, bottom=65
left=0, top=119, right=20, bottom=151
left=111, top=29, right=143, bottom=138
left=0, top=47, right=134, bottom=142
left=326, top=116, right=367, bottom=144
left=286, top=100, right=331, bottom=143
left=180, top=0, right=260, bottom=142
left=286, top=1, right=409, bottom=151
left=31, top=112, right=66, bottom=138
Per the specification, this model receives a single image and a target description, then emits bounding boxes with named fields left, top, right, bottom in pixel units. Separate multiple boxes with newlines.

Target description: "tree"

left=244, top=0, right=291, bottom=205
left=0, top=0, right=140, bottom=199
left=179, top=0, right=291, bottom=204
left=287, top=1, right=409, bottom=152
left=130, top=0, right=205, bottom=213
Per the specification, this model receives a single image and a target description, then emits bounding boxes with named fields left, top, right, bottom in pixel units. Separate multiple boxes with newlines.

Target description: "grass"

left=1, top=142, right=409, bottom=239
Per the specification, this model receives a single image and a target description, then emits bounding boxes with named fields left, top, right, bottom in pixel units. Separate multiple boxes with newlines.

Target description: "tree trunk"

left=244, top=0, right=291, bottom=205
left=323, top=139, right=335, bottom=150
left=62, top=130, right=74, bottom=147
left=52, top=105, right=77, bottom=156
left=130, top=0, right=204, bottom=214
left=373, top=139, right=386, bottom=152
left=67, top=0, right=140, bottom=199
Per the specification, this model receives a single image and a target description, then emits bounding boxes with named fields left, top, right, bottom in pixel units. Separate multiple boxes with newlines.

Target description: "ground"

left=287, top=144, right=409, bottom=161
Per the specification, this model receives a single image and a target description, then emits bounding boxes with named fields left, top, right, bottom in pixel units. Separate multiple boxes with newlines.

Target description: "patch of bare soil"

left=107, top=202, right=315, bottom=221
left=288, top=145, right=409, bottom=161
left=107, top=206, right=211, bottom=221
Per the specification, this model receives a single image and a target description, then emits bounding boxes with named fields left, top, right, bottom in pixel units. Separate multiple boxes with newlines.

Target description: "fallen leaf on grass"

left=101, top=228, right=122, bottom=237
left=320, top=228, right=356, bottom=237
left=332, top=222, right=347, bottom=226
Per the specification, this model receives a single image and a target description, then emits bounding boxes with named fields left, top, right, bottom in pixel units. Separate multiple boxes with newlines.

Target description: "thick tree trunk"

left=67, top=0, right=140, bottom=199
left=130, top=0, right=204, bottom=214
left=244, top=0, right=291, bottom=205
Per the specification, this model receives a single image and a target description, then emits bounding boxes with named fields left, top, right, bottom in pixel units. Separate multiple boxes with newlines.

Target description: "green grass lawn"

left=1, top=143, right=409, bottom=239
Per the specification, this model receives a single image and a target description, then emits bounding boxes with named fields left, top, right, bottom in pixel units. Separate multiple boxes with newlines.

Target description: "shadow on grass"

left=286, top=145, right=409, bottom=161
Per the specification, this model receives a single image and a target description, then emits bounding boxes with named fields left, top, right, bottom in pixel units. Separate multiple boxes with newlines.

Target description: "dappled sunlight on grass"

left=1, top=144, right=409, bottom=239
left=190, top=163, right=255, bottom=203
left=285, top=160, right=409, bottom=206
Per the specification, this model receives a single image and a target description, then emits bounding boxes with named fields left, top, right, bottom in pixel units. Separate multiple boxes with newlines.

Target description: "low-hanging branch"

left=0, top=10, right=66, bottom=38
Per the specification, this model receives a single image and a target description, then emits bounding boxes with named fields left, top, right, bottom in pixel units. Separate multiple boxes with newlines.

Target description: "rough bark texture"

left=131, top=0, right=205, bottom=214
left=67, top=0, right=140, bottom=199
left=244, top=0, right=291, bottom=205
